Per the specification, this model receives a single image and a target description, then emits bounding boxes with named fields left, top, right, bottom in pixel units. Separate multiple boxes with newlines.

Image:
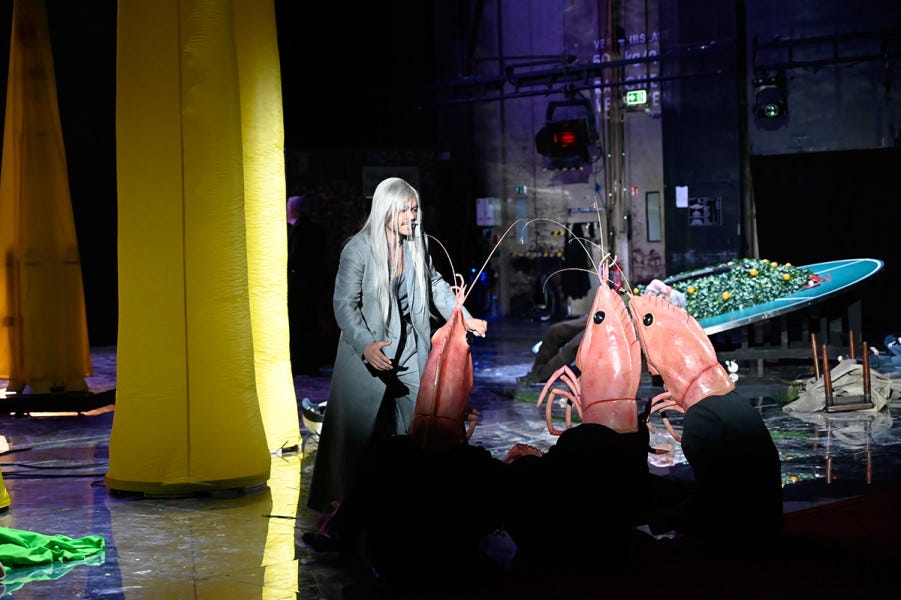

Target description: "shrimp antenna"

left=461, top=219, right=523, bottom=305
left=540, top=266, right=603, bottom=296
left=426, top=234, right=462, bottom=296
left=599, top=253, right=625, bottom=291
left=521, top=217, right=600, bottom=275
left=428, top=219, right=525, bottom=308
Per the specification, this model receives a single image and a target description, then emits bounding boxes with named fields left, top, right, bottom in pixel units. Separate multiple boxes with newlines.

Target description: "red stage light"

left=535, top=119, right=591, bottom=162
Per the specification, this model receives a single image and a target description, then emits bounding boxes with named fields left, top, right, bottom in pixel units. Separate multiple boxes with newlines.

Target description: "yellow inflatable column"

left=0, top=0, right=92, bottom=394
left=260, top=454, right=301, bottom=588
left=232, top=0, right=301, bottom=454
left=0, top=468, right=10, bottom=511
left=106, top=0, right=269, bottom=494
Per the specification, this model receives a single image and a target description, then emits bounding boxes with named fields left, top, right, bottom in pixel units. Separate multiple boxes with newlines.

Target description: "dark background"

left=0, top=0, right=442, bottom=347
left=275, top=1, right=438, bottom=148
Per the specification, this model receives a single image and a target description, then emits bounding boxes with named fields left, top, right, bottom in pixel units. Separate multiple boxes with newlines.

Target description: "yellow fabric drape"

left=232, top=0, right=301, bottom=454
left=107, top=0, right=273, bottom=494
left=0, top=0, right=91, bottom=394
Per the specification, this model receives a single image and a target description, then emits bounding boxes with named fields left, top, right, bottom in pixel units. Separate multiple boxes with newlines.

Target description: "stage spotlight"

left=753, top=72, right=788, bottom=130
left=535, top=92, right=599, bottom=170
left=535, top=119, right=592, bottom=163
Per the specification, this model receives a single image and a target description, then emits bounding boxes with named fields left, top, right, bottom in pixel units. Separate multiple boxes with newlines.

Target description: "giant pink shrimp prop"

left=409, top=222, right=519, bottom=452
left=409, top=274, right=477, bottom=452
left=627, top=292, right=735, bottom=441
left=536, top=256, right=641, bottom=435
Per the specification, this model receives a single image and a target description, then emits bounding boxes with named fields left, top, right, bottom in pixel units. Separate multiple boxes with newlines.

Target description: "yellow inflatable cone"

left=0, top=0, right=92, bottom=394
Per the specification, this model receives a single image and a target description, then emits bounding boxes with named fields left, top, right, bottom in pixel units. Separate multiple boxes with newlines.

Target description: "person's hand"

left=643, top=279, right=671, bottom=297
left=643, top=279, right=686, bottom=308
left=363, top=340, right=393, bottom=371
left=465, top=318, right=487, bottom=337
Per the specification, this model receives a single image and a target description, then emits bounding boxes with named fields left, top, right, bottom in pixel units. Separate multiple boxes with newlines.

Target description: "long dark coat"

left=307, top=230, right=470, bottom=512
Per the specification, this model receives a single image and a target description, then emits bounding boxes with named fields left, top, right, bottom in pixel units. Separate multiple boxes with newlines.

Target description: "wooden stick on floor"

left=822, top=344, right=833, bottom=408
left=863, top=341, right=871, bottom=400
left=811, top=333, right=820, bottom=379
left=849, top=330, right=856, bottom=360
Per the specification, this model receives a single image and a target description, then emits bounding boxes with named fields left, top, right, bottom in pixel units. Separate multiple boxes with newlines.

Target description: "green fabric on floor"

left=0, top=552, right=105, bottom=593
left=0, top=527, right=105, bottom=568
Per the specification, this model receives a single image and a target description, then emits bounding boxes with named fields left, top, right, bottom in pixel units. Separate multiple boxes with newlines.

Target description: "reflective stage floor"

left=2, top=318, right=901, bottom=598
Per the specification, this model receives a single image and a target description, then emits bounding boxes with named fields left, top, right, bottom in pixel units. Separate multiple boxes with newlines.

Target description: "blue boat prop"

left=688, top=258, right=884, bottom=335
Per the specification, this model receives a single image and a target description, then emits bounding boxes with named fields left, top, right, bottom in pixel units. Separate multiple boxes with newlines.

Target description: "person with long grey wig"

left=307, top=177, right=487, bottom=516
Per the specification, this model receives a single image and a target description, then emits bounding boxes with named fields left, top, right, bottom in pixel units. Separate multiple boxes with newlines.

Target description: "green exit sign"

left=625, top=89, right=648, bottom=106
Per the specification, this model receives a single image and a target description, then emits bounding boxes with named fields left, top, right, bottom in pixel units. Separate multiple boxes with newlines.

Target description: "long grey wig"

left=359, top=177, right=430, bottom=329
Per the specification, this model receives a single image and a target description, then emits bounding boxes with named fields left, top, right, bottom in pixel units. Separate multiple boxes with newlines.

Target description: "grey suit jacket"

left=332, top=230, right=469, bottom=378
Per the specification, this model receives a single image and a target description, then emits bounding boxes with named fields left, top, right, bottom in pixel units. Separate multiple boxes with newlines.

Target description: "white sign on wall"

left=675, top=185, right=689, bottom=208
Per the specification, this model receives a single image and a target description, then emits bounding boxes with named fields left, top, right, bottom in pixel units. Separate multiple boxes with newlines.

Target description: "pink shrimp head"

left=573, top=279, right=642, bottom=433
left=537, top=258, right=641, bottom=435
left=628, top=293, right=734, bottom=411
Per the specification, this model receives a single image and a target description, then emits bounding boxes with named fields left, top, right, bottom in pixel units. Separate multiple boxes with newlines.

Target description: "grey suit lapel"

left=403, top=242, right=417, bottom=315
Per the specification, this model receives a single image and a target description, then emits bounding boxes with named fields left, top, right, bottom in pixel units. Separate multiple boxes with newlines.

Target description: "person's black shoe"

left=302, top=531, right=350, bottom=554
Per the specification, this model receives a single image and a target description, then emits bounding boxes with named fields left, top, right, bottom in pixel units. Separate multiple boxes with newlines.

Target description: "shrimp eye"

left=593, top=310, right=606, bottom=324
left=643, top=313, right=654, bottom=326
